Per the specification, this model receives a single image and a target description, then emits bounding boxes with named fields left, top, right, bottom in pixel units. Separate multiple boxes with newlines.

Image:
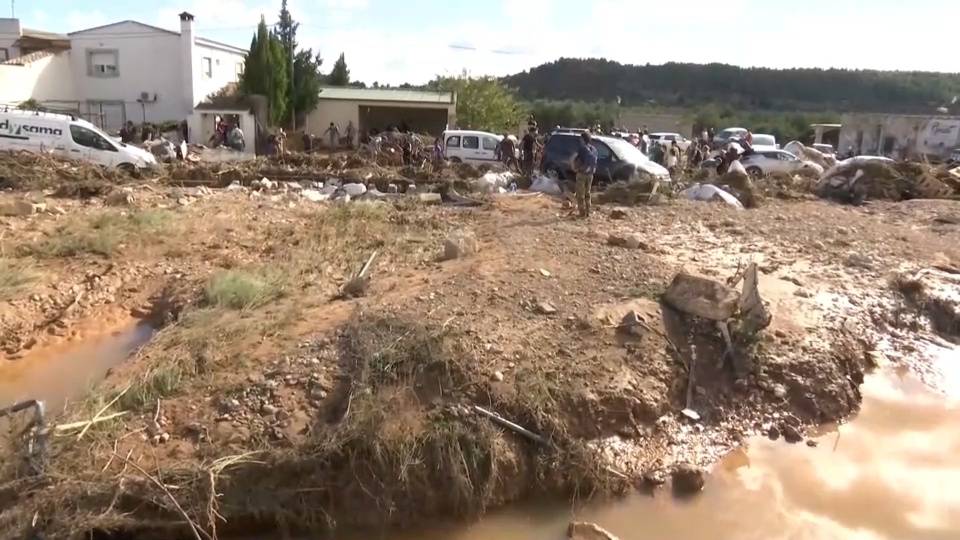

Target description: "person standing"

left=573, top=132, right=598, bottom=218
left=521, top=126, right=539, bottom=177
left=323, top=122, right=340, bottom=148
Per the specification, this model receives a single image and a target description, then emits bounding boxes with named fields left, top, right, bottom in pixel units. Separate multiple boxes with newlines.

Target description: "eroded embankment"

left=0, top=191, right=916, bottom=540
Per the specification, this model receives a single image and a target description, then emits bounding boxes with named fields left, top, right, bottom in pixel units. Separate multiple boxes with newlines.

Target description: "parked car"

left=751, top=133, right=777, bottom=148
left=740, top=147, right=822, bottom=176
left=0, top=109, right=157, bottom=171
left=442, top=129, right=503, bottom=165
left=540, top=132, right=669, bottom=182
left=812, top=143, right=835, bottom=156
left=648, top=132, right=691, bottom=151
left=712, top=127, right=748, bottom=149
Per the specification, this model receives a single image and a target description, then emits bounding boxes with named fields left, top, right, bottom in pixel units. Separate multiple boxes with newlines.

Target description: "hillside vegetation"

left=504, top=58, right=960, bottom=114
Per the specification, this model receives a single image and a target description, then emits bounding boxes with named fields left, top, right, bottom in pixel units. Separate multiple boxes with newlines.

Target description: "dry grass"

left=0, top=311, right=621, bottom=539
left=0, top=258, right=37, bottom=301
left=14, top=209, right=176, bottom=259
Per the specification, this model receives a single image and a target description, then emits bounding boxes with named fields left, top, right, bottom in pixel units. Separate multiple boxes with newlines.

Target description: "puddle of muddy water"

left=329, top=370, right=960, bottom=540
left=0, top=324, right=154, bottom=414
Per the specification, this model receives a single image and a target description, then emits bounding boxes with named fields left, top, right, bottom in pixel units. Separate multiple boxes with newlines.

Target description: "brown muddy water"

left=0, top=324, right=154, bottom=413
left=366, top=369, right=960, bottom=540
left=4, top=325, right=959, bottom=540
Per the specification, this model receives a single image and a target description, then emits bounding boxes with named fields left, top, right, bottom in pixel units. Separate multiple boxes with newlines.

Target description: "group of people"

left=494, top=117, right=542, bottom=175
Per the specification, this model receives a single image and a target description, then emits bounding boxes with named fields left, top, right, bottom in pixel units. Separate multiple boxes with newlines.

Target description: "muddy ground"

left=0, top=152, right=958, bottom=540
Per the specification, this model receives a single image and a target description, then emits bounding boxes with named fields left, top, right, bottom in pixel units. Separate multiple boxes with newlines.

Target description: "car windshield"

left=719, top=129, right=744, bottom=139
left=753, top=135, right=775, bottom=145
left=605, top=137, right=650, bottom=162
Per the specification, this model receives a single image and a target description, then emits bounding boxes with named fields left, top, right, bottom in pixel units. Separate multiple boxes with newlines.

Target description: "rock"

left=492, top=371, right=504, bottom=382
left=146, top=421, right=162, bottom=437
left=260, top=403, right=280, bottom=416
left=782, top=424, right=803, bottom=444
left=767, top=424, right=781, bottom=440
left=606, top=233, right=628, bottom=246
left=609, top=209, right=627, bottom=220
left=568, top=521, right=620, bottom=540
left=772, top=384, right=787, bottom=399
left=663, top=273, right=740, bottom=321
left=0, top=200, right=45, bottom=216
left=618, top=310, right=646, bottom=337
left=105, top=191, right=136, bottom=206
left=670, top=462, right=706, bottom=497
left=536, top=302, right=557, bottom=315
left=309, top=387, right=328, bottom=400
left=442, top=229, right=479, bottom=260
left=624, top=235, right=646, bottom=250
left=419, top=192, right=442, bottom=205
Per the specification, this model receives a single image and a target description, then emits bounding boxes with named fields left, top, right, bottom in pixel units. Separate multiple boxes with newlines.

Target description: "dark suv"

left=541, top=132, right=666, bottom=182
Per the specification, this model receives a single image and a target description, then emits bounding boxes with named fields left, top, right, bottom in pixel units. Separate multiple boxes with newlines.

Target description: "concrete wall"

left=0, top=52, right=77, bottom=104
left=0, top=18, right=21, bottom=61
left=187, top=109, right=255, bottom=153
left=839, top=113, right=960, bottom=158
left=70, top=22, right=184, bottom=124
left=67, top=19, right=245, bottom=128
left=194, top=42, right=245, bottom=105
left=304, top=99, right=455, bottom=144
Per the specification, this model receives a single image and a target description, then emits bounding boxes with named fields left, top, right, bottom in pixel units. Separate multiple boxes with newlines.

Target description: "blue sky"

left=19, top=0, right=956, bottom=85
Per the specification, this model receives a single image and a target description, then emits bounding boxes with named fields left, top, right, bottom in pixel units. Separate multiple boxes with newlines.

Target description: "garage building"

left=304, top=87, right=456, bottom=145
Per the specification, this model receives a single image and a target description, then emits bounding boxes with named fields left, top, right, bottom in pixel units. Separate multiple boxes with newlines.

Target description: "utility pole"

left=11, top=0, right=15, bottom=18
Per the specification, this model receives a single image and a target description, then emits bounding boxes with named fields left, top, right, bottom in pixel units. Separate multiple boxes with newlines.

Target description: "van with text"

left=0, top=108, right=157, bottom=171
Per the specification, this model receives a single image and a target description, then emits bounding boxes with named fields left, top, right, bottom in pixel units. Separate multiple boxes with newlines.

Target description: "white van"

left=0, top=109, right=157, bottom=170
left=442, top=130, right=504, bottom=165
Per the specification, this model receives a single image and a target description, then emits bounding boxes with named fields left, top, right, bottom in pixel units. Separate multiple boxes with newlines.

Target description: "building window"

left=202, top=57, right=213, bottom=78
left=86, top=49, right=119, bottom=77
left=235, top=62, right=244, bottom=80
left=0, top=48, right=8, bottom=62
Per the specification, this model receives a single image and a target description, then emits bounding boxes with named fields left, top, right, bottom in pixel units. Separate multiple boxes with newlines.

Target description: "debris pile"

left=817, top=157, right=960, bottom=204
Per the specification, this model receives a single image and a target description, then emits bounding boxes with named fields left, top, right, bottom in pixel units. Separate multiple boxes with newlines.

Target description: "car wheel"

left=546, top=167, right=565, bottom=181
left=449, top=157, right=462, bottom=164
left=117, top=163, right=141, bottom=178
left=745, top=166, right=763, bottom=178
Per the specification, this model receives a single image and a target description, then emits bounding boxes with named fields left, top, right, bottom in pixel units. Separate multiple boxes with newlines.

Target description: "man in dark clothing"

left=119, top=121, right=136, bottom=144
left=521, top=126, right=539, bottom=177
left=499, top=133, right=518, bottom=171
left=573, top=132, right=598, bottom=217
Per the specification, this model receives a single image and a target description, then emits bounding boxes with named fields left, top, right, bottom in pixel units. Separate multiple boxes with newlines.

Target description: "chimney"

left=179, top=12, right=197, bottom=117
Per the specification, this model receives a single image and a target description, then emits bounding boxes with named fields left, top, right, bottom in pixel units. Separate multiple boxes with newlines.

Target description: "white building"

left=0, top=13, right=247, bottom=131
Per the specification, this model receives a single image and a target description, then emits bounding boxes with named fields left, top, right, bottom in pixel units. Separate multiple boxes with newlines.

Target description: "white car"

left=0, top=109, right=157, bottom=170
left=649, top=132, right=691, bottom=151
left=442, top=129, right=504, bottom=165
left=741, top=147, right=823, bottom=176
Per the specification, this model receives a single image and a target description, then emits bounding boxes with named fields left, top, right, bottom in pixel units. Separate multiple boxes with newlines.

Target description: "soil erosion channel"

left=378, top=370, right=960, bottom=540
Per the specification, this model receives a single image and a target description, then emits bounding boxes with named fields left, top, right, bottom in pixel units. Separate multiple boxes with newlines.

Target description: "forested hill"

left=502, top=58, right=960, bottom=113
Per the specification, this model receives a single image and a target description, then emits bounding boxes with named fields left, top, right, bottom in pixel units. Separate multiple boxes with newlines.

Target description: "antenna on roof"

left=11, top=0, right=14, bottom=18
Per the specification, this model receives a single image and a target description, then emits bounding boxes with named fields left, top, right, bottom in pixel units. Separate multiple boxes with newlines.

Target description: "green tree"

left=503, top=58, right=960, bottom=114
left=274, top=0, right=323, bottom=127
left=430, top=70, right=525, bottom=132
left=240, top=17, right=288, bottom=126
left=329, top=53, right=350, bottom=86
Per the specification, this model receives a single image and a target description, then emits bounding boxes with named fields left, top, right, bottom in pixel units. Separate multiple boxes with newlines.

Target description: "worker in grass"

left=573, top=131, right=598, bottom=218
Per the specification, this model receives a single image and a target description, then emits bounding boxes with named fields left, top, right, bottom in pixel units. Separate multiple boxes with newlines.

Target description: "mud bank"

left=0, top=190, right=957, bottom=539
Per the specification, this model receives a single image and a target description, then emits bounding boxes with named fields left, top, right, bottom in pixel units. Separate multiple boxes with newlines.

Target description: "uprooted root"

left=0, top=311, right=621, bottom=540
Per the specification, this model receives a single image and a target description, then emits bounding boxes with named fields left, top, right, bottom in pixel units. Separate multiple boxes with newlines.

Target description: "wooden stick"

left=114, top=453, right=210, bottom=540
left=76, top=385, right=130, bottom=441
left=54, top=411, right=128, bottom=432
